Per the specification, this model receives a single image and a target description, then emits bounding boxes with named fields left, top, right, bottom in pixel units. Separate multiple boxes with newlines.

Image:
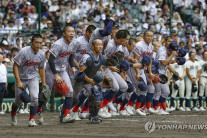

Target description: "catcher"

left=72, top=39, right=109, bottom=123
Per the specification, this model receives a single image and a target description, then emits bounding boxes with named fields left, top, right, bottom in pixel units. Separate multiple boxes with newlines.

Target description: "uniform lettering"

left=80, top=49, right=87, bottom=55
left=59, top=51, right=72, bottom=57
left=24, top=60, right=40, bottom=66
left=142, top=51, right=152, bottom=57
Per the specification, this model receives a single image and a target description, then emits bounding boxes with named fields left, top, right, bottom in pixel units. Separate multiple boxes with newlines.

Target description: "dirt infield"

left=0, top=111, right=207, bottom=138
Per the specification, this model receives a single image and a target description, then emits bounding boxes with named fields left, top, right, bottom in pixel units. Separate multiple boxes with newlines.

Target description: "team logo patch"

left=195, top=65, right=198, bottom=69
left=190, top=65, right=194, bottom=70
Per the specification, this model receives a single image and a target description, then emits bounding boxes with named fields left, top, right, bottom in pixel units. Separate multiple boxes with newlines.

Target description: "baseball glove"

left=114, top=51, right=124, bottom=60
left=105, top=56, right=119, bottom=66
left=152, top=75, right=161, bottom=84
left=101, top=78, right=113, bottom=88
left=159, top=74, right=168, bottom=84
left=54, top=81, right=70, bottom=96
left=39, top=85, right=51, bottom=102
left=172, top=71, right=180, bottom=81
left=105, top=51, right=124, bottom=66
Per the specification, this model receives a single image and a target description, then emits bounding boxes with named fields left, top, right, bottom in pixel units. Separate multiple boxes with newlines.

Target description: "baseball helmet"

left=169, top=42, right=179, bottom=52
left=118, top=59, right=130, bottom=71
left=192, top=84, right=197, bottom=93
left=20, top=90, right=30, bottom=103
left=138, top=78, right=147, bottom=91
left=141, top=55, right=151, bottom=66
left=72, top=71, right=85, bottom=82
left=176, top=57, right=186, bottom=65
left=93, top=71, right=105, bottom=83
left=126, top=81, right=135, bottom=93
left=174, top=83, right=179, bottom=90
left=178, top=48, right=187, bottom=57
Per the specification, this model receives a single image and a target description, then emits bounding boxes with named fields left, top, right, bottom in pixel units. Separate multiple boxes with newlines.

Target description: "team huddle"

left=10, top=17, right=206, bottom=126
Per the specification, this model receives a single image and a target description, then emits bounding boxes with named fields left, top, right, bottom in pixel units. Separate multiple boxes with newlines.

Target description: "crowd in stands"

left=0, top=0, right=207, bottom=73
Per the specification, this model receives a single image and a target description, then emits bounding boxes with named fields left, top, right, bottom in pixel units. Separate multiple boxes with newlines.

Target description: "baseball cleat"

left=165, top=107, right=175, bottom=112
left=107, top=102, right=117, bottom=112
left=125, top=105, right=134, bottom=115
left=89, top=115, right=102, bottom=124
left=36, top=113, right=44, bottom=125
left=199, top=106, right=205, bottom=111
left=158, top=109, right=169, bottom=115
left=62, top=114, right=76, bottom=123
left=179, top=107, right=185, bottom=111
left=192, top=107, right=200, bottom=111
left=79, top=111, right=89, bottom=119
left=11, top=115, right=17, bottom=126
left=135, top=109, right=146, bottom=116
left=98, top=108, right=111, bottom=118
left=119, top=110, right=130, bottom=116
left=0, top=111, right=5, bottom=114
left=185, top=107, right=191, bottom=111
left=148, top=108, right=158, bottom=114
left=28, top=119, right=37, bottom=127
left=103, top=107, right=112, bottom=118
left=19, top=109, right=24, bottom=114
left=110, top=110, right=120, bottom=116
left=71, top=112, right=81, bottom=121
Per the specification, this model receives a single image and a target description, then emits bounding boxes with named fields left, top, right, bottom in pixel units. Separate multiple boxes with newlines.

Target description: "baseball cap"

left=3, top=58, right=10, bottom=63
left=26, top=2, right=31, bottom=5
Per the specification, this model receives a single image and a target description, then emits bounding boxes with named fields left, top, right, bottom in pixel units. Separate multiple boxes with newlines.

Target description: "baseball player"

left=126, top=30, right=154, bottom=116
left=170, top=61, right=186, bottom=111
left=11, top=34, right=46, bottom=126
left=45, top=26, right=76, bottom=123
left=72, top=39, right=107, bottom=123
left=154, top=37, right=178, bottom=115
left=185, top=51, right=201, bottom=111
left=145, top=41, right=161, bottom=114
left=98, top=30, right=129, bottom=118
left=199, top=51, right=207, bottom=111
left=69, top=25, right=97, bottom=120
left=87, top=17, right=115, bottom=52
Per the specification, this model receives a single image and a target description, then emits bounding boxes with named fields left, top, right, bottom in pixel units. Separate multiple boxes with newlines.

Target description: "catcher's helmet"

left=93, top=71, right=105, bottom=83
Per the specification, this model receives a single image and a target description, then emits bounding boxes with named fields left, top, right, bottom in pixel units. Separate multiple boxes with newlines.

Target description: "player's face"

left=203, top=52, right=207, bottom=60
left=154, top=44, right=161, bottom=52
left=143, top=31, right=153, bottom=44
left=31, top=38, right=43, bottom=53
left=166, top=38, right=173, bottom=47
left=116, top=38, right=126, bottom=46
left=124, top=35, right=130, bottom=46
left=190, top=52, right=196, bottom=60
left=93, top=40, right=103, bottom=54
left=63, top=26, right=75, bottom=43
left=127, top=42, right=135, bottom=52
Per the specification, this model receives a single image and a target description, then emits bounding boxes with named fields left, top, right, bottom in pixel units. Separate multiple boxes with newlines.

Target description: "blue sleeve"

left=48, top=54, right=57, bottom=74
left=68, top=54, right=75, bottom=67
left=99, top=20, right=114, bottom=37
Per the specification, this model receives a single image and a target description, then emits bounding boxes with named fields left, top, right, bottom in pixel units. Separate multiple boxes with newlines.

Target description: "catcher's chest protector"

left=84, top=52, right=103, bottom=78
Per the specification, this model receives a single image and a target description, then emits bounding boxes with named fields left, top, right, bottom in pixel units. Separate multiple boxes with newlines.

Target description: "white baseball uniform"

left=13, top=46, right=46, bottom=107
left=185, top=60, right=201, bottom=99
left=171, top=63, right=186, bottom=98
left=199, top=60, right=207, bottom=97
left=104, top=39, right=128, bottom=92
